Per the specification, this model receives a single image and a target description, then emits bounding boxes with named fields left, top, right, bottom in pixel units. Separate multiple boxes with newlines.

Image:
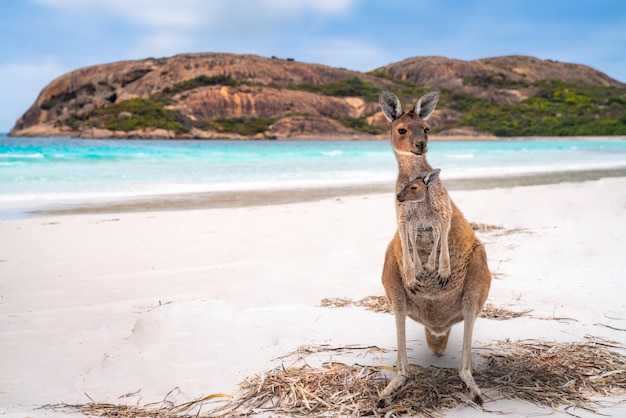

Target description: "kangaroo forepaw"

left=438, top=269, right=450, bottom=288
left=405, top=273, right=424, bottom=293
left=438, top=254, right=451, bottom=278
left=438, top=264, right=450, bottom=277
left=402, top=263, right=421, bottom=289
left=405, top=278, right=422, bottom=294
left=438, top=265, right=450, bottom=287
left=402, top=276, right=418, bottom=289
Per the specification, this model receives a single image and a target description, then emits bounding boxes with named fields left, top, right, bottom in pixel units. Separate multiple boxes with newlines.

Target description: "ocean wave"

left=0, top=152, right=44, bottom=160
left=440, top=160, right=626, bottom=179
left=322, top=150, right=343, bottom=157
left=51, top=153, right=71, bottom=159
left=446, top=153, right=475, bottom=159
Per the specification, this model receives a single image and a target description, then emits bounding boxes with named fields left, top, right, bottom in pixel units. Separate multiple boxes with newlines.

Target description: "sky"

left=1, top=0, right=625, bottom=133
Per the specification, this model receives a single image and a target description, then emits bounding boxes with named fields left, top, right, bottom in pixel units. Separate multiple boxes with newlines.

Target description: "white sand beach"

left=1, top=177, right=626, bottom=417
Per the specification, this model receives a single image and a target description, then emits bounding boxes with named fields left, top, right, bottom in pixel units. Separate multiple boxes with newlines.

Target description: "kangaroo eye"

left=424, top=128, right=430, bottom=134
left=398, top=128, right=407, bottom=135
left=410, top=186, right=417, bottom=190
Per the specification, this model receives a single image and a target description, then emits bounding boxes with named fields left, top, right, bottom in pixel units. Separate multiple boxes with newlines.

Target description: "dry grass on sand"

left=320, top=296, right=531, bottom=321
left=45, top=337, right=626, bottom=417
left=320, top=295, right=393, bottom=314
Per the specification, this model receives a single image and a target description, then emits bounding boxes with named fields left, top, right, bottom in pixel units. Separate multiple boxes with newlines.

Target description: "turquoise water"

left=1, top=135, right=626, bottom=216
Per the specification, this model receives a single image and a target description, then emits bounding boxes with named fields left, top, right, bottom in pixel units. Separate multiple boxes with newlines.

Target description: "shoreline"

left=4, top=132, right=626, bottom=141
left=33, top=166, right=626, bottom=216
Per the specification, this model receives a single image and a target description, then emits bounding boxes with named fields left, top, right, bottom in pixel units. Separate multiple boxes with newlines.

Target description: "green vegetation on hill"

left=334, top=117, right=386, bottom=135
left=366, top=70, right=416, bottom=87
left=91, top=98, right=189, bottom=133
left=370, top=70, right=626, bottom=137
left=366, top=71, right=626, bottom=136
left=162, top=74, right=237, bottom=96
left=206, top=117, right=277, bottom=136
left=459, top=80, right=626, bottom=136
left=192, top=74, right=626, bottom=136
left=462, top=74, right=531, bottom=89
left=294, top=77, right=380, bottom=102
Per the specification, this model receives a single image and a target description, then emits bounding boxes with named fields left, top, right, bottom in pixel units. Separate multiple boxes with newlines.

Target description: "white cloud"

left=32, top=0, right=358, bottom=29
left=295, top=38, right=392, bottom=72
left=0, top=60, right=68, bottom=132
left=133, top=32, right=195, bottom=59
left=263, top=0, right=356, bottom=17
left=33, top=0, right=206, bottom=28
left=30, top=0, right=364, bottom=67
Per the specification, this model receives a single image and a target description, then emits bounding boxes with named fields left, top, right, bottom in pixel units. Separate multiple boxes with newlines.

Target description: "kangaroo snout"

left=414, top=141, right=427, bottom=154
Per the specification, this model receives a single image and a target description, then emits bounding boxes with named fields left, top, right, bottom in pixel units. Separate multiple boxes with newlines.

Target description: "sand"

left=1, top=176, right=625, bottom=417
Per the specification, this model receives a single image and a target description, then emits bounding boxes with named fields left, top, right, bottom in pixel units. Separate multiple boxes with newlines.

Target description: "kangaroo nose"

left=414, top=141, right=427, bottom=153
left=396, top=193, right=405, bottom=202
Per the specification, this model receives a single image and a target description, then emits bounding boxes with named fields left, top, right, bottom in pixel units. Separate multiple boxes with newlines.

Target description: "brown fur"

left=378, top=90, right=492, bottom=407
left=396, top=169, right=452, bottom=280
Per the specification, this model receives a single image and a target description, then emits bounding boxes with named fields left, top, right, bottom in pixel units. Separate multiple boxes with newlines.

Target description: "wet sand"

left=35, top=167, right=626, bottom=216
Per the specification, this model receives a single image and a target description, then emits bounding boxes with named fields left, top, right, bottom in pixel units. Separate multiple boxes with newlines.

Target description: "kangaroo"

left=396, top=168, right=452, bottom=283
left=378, top=90, right=492, bottom=407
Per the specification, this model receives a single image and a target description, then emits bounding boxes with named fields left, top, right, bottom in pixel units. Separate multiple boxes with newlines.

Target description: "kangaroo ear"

left=423, top=168, right=441, bottom=185
left=379, top=90, right=403, bottom=122
left=414, top=90, right=440, bottom=120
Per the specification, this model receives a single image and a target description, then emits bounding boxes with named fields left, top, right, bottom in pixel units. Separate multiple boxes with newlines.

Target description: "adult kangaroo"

left=378, top=90, right=492, bottom=406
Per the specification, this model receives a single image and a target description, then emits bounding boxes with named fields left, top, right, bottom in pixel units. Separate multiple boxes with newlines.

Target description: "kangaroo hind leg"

left=459, top=242, right=491, bottom=405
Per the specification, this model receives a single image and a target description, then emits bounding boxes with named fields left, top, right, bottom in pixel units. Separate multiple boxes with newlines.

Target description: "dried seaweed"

left=44, top=337, right=626, bottom=417
left=320, top=295, right=392, bottom=314
left=272, top=344, right=389, bottom=362
left=475, top=337, right=626, bottom=412
left=470, top=222, right=504, bottom=232
left=479, top=302, right=532, bottom=320
left=470, top=222, right=531, bottom=236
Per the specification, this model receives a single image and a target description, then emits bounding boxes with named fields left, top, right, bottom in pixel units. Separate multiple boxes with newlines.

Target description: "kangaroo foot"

left=469, top=389, right=483, bottom=406
left=377, top=373, right=408, bottom=408
left=460, top=369, right=484, bottom=407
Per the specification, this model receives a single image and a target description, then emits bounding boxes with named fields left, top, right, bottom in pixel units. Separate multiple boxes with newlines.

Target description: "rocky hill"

left=9, top=53, right=626, bottom=139
left=376, top=55, right=622, bottom=104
